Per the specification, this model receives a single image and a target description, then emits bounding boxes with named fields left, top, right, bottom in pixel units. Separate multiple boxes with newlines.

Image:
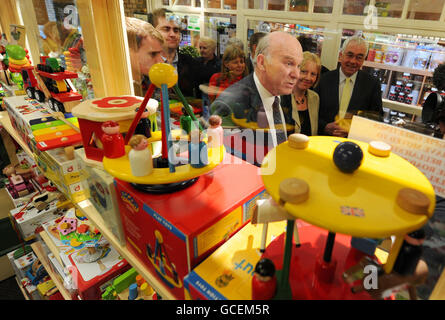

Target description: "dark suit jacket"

left=246, top=55, right=254, bottom=74
left=315, top=68, right=383, bottom=134
left=178, top=52, right=199, bottom=97
left=210, top=73, right=292, bottom=127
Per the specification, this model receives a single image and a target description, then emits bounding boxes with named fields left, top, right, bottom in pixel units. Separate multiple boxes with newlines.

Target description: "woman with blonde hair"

left=208, top=44, right=247, bottom=102
left=281, top=51, right=321, bottom=136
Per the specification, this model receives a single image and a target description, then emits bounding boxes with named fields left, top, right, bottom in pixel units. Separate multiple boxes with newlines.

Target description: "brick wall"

left=123, top=0, right=147, bottom=17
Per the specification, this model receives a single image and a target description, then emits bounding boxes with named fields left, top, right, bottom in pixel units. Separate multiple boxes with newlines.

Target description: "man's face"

left=131, top=35, right=164, bottom=77
left=199, top=41, right=214, bottom=60
left=339, top=41, right=367, bottom=77
left=257, top=34, right=302, bottom=96
left=156, top=17, right=180, bottom=50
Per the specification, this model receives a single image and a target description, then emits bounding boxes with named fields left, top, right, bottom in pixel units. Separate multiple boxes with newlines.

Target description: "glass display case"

left=407, top=0, right=445, bottom=20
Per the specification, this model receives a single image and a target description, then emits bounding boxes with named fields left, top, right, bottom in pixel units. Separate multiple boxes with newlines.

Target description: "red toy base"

left=261, top=224, right=373, bottom=300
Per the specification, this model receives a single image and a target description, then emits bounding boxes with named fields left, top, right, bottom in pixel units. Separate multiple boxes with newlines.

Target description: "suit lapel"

left=348, top=70, right=362, bottom=111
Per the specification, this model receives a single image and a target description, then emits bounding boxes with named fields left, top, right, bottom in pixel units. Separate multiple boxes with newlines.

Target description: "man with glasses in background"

left=151, top=8, right=197, bottom=97
left=316, top=36, right=383, bottom=137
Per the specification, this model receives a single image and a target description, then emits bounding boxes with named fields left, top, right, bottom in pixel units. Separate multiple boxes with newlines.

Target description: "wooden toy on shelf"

left=4, top=44, right=31, bottom=95
left=252, top=258, right=277, bottom=300
left=100, top=63, right=225, bottom=193
left=72, top=95, right=158, bottom=162
left=128, top=134, right=153, bottom=177
left=251, top=134, right=435, bottom=300
left=3, top=164, right=35, bottom=198
left=21, top=56, right=82, bottom=113
left=207, top=115, right=224, bottom=148
left=100, top=121, right=125, bottom=159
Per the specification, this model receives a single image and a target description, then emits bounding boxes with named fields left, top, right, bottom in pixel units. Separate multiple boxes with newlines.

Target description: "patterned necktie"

left=339, top=77, right=352, bottom=119
left=272, top=96, right=286, bottom=145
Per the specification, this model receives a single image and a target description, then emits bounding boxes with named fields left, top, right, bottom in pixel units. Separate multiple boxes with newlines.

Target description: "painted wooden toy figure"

left=252, top=258, right=277, bottom=300
left=128, top=134, right=153, bottom=177
left=206, top=115, right=224, bottom=148
left=188, top=129, right=208, bottom=168
left=101, top=121, right=125, bottom=158
left=135, top=107, right=152, bottom=139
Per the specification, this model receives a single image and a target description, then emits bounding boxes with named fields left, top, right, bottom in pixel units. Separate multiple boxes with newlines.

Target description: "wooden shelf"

left=363, top=61, right=433, bottom=77
left=382, top=98, right=423, bottom=116
left=74, top=199, right=175, bottom=300
left=31, top=241, right=72, bottom=300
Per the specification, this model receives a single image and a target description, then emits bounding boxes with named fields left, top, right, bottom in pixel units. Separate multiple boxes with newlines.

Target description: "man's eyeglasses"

left=344, top=52, right=365, bottom=62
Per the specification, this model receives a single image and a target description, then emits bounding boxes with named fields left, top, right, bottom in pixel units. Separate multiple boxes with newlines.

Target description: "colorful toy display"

left=100, top=63, right=224, bottom=192
left=21, top=56, right=82, bottom=113
left=252, top=134, right=435, bottom=300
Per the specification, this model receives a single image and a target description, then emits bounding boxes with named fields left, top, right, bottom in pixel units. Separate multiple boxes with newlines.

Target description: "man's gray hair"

left=253, top=33, right=271, bottom=67
left=341, top=36, right=369, bottom=55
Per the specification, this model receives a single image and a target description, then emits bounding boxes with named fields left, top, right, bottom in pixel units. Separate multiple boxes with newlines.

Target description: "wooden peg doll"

left=128, top=134, right=153, bottom=177
left=101, top=121, right=125, bottom=158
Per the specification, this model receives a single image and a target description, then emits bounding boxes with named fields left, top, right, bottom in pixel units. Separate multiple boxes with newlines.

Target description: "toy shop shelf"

left=75, top=199, right=176, bottom=300
left=30, top=241, right=72, bottom=300
left=15, top=277, right=30, bottom=300
left=382, top=98, right=423, bottom=116
left=0, top=111, right=33, bottom=158
left=363, top=61, right=433, bottom=77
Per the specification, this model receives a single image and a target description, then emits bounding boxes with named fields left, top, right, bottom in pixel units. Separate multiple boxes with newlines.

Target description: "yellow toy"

left=103, top=63, right=225, bottom=190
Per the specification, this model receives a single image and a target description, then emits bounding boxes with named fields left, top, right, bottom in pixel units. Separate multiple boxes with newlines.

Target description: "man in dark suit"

left=246, top=32, right=267, bottom=74
left=316, top=36, right=383, bottom=137
left=210, top=31, right=302, bottom=165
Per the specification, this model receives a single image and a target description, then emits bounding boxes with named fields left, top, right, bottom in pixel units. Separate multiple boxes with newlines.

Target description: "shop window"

left=30, top=0, right=94, bottom=100
left=207, top=0, right=221, bottom=8
left=375, top=0, right=404, bottom=18
left=195, top=0, right=202, bottom=6
left=289, top=0, right=309, bottom=12
left=204, top=13, right=237, bottom=57
left=175, top=0, right=192, bottom=5
left=343, top=0, right=371, bottom=15
left=407, top=0, right=445, bottom=21
left=314, top=0, right=334, bottom=13
left=268, top=0, right=285, bottom=10
left=248, top=0, right=265, bottom=9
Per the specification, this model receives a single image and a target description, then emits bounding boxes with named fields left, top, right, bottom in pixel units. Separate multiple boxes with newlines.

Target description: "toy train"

left=21, top=56, right=82, bottom=113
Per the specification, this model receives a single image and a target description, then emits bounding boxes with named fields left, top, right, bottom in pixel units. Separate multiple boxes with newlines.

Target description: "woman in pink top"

left=208, top=44, right=248, bottom=102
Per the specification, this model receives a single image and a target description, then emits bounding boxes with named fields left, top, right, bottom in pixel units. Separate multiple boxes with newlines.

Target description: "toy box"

left=60, top=245, right=130, bottom=300
left=10, top=199, right=73, bottom=240
left=7, top=250, right=37, bottom=280
left=183, top=221, right=287, bottom=300
left=4, top=180, right=40, bottom=208
left=114, top=154, right=267, bottom=299
left=74, top=148, right=125, bottom=246
left=3, top=96, right=52, bottom=149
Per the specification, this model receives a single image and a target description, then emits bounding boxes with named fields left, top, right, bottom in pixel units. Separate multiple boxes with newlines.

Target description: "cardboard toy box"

left=7, top=250, right=37, bottom=280
left=10, top=199, right=73, bottom=240
left=183, top=221, right=287, bottom=300
left=75, top=149, right=125, bottom=246
left=3, top=96, right=52, bottom=149
left=114, top=154, right=267, bottom=299
left=60, top=245, right=130, bottom=300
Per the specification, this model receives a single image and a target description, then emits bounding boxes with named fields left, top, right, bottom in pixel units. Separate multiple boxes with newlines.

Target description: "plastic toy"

left=207, top=115, right=224, bottom=148
left=25, top=259, right=48, bottom=286
left=4, top=44, right=30, bottom=94
left=252, top=258, right=277, bottom=300
left=101, top=63, right=225, bottom=192
left=21, top=56, right=82, bottom=113
left=252, top=134, right=436, bottom=300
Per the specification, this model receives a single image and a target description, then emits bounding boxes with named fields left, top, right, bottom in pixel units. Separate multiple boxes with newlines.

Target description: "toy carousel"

left=74, top=63, right=225, bottom=193
left=252, top=134, right=436, bottom=300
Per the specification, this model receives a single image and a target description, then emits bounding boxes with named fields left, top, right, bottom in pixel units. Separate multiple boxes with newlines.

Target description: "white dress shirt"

left=253, top=72, right=287, bottom=147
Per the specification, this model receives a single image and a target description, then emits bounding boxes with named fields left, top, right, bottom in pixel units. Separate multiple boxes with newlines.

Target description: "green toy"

left=5, top=44, right=26, bottom=60
left=102, top=268, right=138, bottom=300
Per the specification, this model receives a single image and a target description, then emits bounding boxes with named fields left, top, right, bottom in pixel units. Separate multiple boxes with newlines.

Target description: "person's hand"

left=324, top=122, right=348, bottom=137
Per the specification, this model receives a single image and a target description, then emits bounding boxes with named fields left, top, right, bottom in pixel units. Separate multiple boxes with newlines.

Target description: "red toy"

left=21, top=56, right=82, bottom=113
left=101, top=121, right=125, bottom=159
left=252, top=258, right=277, bottom=300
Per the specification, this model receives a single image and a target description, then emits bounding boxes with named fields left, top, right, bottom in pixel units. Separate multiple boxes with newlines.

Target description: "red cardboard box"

left=114, top=154, right=266, bottom=299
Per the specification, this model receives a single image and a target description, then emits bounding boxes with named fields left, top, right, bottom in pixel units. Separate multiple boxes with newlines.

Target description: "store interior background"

left=1, top=0, right=445, bottom=300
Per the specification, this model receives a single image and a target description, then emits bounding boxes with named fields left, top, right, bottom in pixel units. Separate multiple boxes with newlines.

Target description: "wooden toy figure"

left=135, top=107, right=152, bottom=138
left=101, top=121, right=125, bottom=158
left=206, top=115, right=224, bottom=148
left=189, top=129, right=208, bottom=168
left=128, top=134, right=153, bottom=177
left=252, top=258, right=277, bottom=300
